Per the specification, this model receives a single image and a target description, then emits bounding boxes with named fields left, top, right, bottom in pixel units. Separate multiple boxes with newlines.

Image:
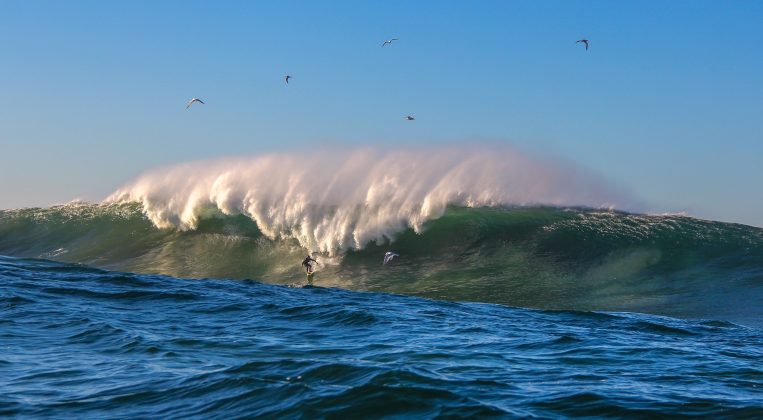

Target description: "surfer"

left=301, top=255, right=318, bottom=274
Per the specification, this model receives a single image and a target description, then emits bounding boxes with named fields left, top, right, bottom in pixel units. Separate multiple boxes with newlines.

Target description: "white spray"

left=106, top=145, right=634, bottom=255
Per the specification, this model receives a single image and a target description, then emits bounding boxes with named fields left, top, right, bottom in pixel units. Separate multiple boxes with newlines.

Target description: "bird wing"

left=187, top=99, right=204, bottom=108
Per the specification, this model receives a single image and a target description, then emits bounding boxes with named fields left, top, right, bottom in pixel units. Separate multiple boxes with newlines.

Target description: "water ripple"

left=1, top=256, right=762, bottom=418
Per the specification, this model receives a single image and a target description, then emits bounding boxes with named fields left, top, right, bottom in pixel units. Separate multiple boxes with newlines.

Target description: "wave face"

left=2, top=203, right=762, bottom=325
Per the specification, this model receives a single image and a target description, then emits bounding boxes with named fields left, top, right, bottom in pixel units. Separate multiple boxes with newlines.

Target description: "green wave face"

left=2, top=203, right=762, bottom=324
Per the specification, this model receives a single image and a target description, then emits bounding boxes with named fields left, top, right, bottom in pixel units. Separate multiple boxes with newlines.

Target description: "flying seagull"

left=405, top=115, right=415, bottom=121
left=285, top=75, right=291, bottom=84
left=383, top=252, right=399, bottom=265
left=382, top=38, right=399, bottom=47
left=576, top=39, right=589, bottom=50
left=186, top=98, right=205, bottom=109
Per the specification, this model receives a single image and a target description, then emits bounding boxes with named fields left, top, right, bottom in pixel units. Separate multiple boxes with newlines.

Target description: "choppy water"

left=2, top=255, right=763, bottom=418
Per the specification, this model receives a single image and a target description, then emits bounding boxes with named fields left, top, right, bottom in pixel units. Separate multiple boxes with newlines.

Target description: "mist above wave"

left=106, top=146, right=633, bottom=254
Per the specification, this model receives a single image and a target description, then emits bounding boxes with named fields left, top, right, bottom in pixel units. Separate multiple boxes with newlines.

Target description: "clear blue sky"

left=1, top=1, right=762, bottom=226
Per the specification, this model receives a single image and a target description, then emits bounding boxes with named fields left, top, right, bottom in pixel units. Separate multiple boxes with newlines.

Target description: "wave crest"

left=106, top=146, right=632, bottom=254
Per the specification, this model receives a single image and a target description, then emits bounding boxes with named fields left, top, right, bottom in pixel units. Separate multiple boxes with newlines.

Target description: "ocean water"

left=2, top=203, right=763, bottom=417
left=2, top=255, right=763, bottom=418
left=2, top=148, right=763, bottom=417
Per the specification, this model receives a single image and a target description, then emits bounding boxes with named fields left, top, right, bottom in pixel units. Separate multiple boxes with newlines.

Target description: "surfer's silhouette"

left=301, top=255, right=317, bottom=274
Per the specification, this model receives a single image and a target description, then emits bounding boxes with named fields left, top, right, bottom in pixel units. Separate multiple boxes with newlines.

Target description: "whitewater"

left=105, top=146, right=633, bottom=254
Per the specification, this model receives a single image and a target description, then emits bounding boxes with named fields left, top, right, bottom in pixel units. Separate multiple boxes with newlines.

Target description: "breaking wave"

left=2, top=146, right=761, bottom=324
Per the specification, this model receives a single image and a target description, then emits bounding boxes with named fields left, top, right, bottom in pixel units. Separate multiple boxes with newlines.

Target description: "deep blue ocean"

left=2, top=204, right=763, bottom=417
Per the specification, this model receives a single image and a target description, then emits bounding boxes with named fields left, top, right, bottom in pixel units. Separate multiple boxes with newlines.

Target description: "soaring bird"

left=405, top=115, right=415, bottom=121
left=186, top=98, right=205, bottom=109
left=382, top=38, right=399, bottom=47
left=285, top=75, right=291, bottom=84
left=576, top=39, right=589, bottom=50
left=383, top=252, right=399, bottom=265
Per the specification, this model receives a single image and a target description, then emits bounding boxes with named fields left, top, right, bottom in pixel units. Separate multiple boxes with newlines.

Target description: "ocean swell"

left=1, top=203, right=762, bottom=325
